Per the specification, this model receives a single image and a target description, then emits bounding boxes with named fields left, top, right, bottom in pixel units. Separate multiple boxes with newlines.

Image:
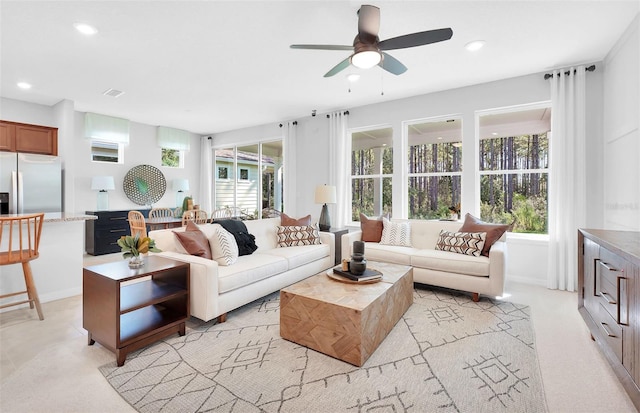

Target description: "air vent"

left=102, top=88, right=124, bottom=98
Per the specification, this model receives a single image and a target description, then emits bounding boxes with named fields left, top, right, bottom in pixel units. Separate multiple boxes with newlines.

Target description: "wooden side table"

left=321, top=227, right=349, bottom=266
left=83, top=256, right=190, bottom=366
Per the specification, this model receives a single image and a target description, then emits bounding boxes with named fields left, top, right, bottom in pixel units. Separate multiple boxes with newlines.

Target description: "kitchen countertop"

left=0, top=212, right=97, bottom=222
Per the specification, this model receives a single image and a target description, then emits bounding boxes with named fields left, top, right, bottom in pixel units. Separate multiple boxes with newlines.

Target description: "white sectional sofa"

left=149, top=217, right=334, bottom=322
left=341, top=219, right=507, bottom=301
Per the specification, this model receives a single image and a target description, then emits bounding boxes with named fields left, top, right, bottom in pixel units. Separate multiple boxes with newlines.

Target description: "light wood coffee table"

left=280, top=262, right=413, bottom=366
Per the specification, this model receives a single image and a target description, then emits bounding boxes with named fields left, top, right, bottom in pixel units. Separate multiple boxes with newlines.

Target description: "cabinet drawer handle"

left=599, top=291, right=617, bottom=305
left=110, top=228, right=128, bottom=233
left=110, top=217, right=127, bottom=221
left=600, top=322, right=617, bottom=338
left=600, top=262, right=618, bottom=272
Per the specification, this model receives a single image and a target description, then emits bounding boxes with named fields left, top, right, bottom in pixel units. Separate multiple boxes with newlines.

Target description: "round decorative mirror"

left=123, top=165, right=166, bottom=206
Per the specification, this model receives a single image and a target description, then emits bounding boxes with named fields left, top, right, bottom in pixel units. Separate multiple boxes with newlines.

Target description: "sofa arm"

left=487, top=240, right=507, bottom=297
left=319, top=231, right=335, bottom=266
left=153, top=251, right=222, bottom=321
left=341, top=230, right=363, bottom=263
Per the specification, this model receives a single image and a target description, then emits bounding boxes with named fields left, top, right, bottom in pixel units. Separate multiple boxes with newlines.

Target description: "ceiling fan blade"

left=324, top=56, right=352, bottom=77
left=358, top=5, right=380, bottom=38
left=380, top=52, right=407, bottom=75
left=290, top=44, right=353, bottom=51
left=378, top=28, right=453, bottom=51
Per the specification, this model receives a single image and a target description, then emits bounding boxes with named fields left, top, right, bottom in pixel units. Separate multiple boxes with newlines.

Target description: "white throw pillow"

left=208, top=224, right=239, bottom=265
left=380, top=218, right=412, bottom=247
left=434, top=230, right=486, bottom=257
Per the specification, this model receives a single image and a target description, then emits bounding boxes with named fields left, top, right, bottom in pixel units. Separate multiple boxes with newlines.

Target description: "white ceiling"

left=1, top=1, right=638, bottom=135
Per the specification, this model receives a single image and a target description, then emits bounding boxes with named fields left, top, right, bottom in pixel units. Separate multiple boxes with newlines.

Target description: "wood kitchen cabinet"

left=0, top=120, right=58, bottom=155
left=578, top=229, right=640, bottom=410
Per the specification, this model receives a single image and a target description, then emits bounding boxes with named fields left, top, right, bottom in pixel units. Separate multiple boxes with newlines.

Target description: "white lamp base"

left=96, top=191, right=109, bottom=211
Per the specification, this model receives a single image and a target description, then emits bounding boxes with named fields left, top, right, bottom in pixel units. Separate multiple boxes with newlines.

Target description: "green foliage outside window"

left=162, top=148, right=180, bottom=167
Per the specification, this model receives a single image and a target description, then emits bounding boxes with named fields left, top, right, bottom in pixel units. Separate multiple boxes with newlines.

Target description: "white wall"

left=0, top=97, right=202, bottom=213
left=603, top=14, right=640, bottom=230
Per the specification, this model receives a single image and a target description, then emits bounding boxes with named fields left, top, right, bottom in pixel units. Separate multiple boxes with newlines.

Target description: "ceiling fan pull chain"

left=381, top=71, right=384, bottom=96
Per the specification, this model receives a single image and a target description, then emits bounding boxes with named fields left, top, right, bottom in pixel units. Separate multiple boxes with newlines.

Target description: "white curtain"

left=283, top=122, right=297, bottom=214
left=328, top=111, right=349, bottom=228
left=199, top=136, right=213, bottom=213
left=547, top=66, right=587, bottom=291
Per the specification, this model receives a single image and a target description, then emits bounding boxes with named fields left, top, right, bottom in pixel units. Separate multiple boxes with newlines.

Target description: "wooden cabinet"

left=83, top=256, right=190, bottom=366
left=85, top=209, right=149, bottom=255
left=0, top=120, right=58, bottom=155
left=578, top=229, right=640, bottom=410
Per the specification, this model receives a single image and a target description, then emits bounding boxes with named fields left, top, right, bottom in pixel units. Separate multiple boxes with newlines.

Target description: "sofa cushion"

left=380, top=218, right=412, bottom=247
left=173, top=221, right=212, bottom=259
left=280, top=213, right=312, bottom=226
left=215, top=219, right=258, bottom=256
left=260, top=243, right=329, bottom=269
left=435, top=230, right=486, bottom=257
left=362, top=242, right=420, bottom=266
left=411, top=249, right=490, bottom=277
left=276, top=224, right=321, bottom=247
left=217, top=253, right=288, bottom=294
left=208, top=224, right=239, bottom=266
left=360, top=213, right=389, bottom=242
left=458, top=213, right=511, bottom=257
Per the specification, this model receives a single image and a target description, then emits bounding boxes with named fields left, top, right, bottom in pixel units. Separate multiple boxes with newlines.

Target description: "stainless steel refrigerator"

left=0, top=152, right=62, bottom=214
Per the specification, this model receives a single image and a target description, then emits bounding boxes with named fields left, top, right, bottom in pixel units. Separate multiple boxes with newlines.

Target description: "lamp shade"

left=91, top=176, right=115, bottom=191
left=173, top=178, right=190, bottom=191
left=315, top=185, right=337, bottom=204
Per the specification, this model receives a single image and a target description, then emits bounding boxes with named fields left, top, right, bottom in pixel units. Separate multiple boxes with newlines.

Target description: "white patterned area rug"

left=99, top=286, right=548, bottom=413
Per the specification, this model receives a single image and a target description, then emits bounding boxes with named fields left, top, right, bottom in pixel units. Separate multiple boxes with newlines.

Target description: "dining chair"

left=0, top=213, right=45, bottom=320
left=128, top=210, right=147, bottom=238
left=148, top=207, right=175, bottom=230
left=262, top=207, right=282, bottom=219
left=211, top=207, right=231, bottom=219
left=182, top=209, right=209, bottom=226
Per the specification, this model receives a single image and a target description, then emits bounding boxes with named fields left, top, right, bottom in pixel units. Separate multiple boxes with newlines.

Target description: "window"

left=91, top=140, right=123, bottom=163
left=478, top=106, right=550, bottom=233
left=161, top=148, right=184, bottom=168
left=407, top=118, right=462, bottom=219
left=213, top=140, right=283, bottom=219
left=351, top=127, right=393, bottom=220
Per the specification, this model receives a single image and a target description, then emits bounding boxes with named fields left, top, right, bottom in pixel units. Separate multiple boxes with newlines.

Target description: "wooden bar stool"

left=0, top=213, right=45, bottom=320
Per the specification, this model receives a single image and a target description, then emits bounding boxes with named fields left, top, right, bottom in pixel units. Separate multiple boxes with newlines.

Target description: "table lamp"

left=173, top=178, right=190, bottom=208
left=315, top=184, right=337, bottom=231
left=91, top=176, right=115, bottom=211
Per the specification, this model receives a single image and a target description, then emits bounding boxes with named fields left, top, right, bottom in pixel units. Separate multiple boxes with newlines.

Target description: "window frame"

left=90, top=140, right=123, bottom=164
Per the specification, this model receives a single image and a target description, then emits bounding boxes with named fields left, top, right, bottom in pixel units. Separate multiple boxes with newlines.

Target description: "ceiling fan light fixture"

left=351, top=50, right=381, bottom=69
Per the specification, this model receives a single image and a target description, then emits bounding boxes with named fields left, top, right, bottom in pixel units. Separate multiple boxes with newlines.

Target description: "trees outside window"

left=478, top=106, right=550, bottom=233
left=407, top=118, right=462, bottom=219
left=351, top=127, right=393, bottom=220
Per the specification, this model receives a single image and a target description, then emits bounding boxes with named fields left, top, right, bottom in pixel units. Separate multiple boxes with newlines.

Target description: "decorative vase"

left=128, top=255, right=144, bottom=269
left=350, top=255, right=367, bottom=275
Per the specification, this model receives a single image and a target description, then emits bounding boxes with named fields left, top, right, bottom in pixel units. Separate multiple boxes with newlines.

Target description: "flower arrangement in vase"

left=117, top=234, right=161, bottom=268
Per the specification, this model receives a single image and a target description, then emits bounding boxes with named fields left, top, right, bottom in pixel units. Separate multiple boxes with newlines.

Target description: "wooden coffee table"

left=280, top=262, right=413, bottom=366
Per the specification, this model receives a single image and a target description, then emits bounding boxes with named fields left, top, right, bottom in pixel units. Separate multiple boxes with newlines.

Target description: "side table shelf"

left=83, top=256, right=190, bottom=366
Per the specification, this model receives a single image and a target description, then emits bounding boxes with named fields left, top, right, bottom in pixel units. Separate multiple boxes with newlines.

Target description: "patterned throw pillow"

left=380, top=218, right=412, bottom=247
left=208, top=225, right=239, bottom=266
left=276, top=224, right=321, bottom=247
left=435, top=230, right=487, bottom=257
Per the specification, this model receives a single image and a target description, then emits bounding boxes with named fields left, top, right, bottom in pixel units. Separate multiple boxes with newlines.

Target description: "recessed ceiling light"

left=437, top=137, right=443, bottom=140
left=17, top=82, right=32, bottom=90
left=465, top=40, right=485, bottom=52
left=492, top=132, right=498, bottom=136
left=347, top=74, right=360, bottom=82
left=74, top=23, right=98, bottom=36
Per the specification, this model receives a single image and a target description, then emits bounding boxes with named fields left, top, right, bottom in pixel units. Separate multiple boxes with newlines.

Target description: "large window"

left=91, top=140, right=123, bottom=163
left=478, top=106, right=550, bottom=233
left=407, top=118, right=462, bottom=219
left=351, top=127, right=393, bottom=220
left=214, top=140, right=283, bottom=219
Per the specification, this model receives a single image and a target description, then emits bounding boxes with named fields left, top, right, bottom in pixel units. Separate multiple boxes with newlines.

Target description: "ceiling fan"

left=290, top=5, right=453, bottom=78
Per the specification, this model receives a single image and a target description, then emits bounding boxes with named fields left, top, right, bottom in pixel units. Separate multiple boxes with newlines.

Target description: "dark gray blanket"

left=214, top=219, right=258, bottom=256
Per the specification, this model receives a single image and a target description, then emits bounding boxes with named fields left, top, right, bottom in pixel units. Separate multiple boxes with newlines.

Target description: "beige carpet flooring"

left=0, top=255, right=637, bottom=412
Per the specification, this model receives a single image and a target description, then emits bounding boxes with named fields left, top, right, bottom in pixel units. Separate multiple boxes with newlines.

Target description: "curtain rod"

left=326, top=110, right=350, bottom=118
left=544, top=64, right=596, bottom=80
left=278, top=121, right=297, bottom=127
